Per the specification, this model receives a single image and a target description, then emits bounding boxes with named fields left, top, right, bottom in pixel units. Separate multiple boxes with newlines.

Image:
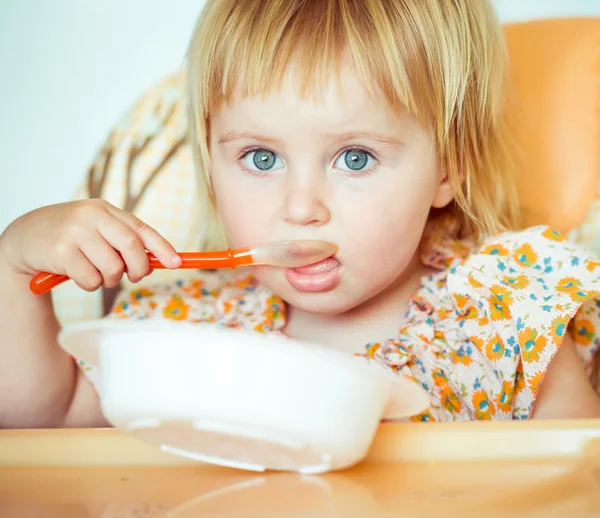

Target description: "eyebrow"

left=218, top=130, right=403, bottom=146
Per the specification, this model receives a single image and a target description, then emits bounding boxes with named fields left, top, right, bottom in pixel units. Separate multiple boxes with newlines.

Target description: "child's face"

left=208, top=66, right=452, bottom=315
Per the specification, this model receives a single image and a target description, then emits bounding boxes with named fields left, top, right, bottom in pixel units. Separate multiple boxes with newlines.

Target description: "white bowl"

left=58, top=319, right=429, bottom=473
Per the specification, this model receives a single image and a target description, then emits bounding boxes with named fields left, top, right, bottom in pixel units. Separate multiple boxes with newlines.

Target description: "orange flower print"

left=555, top=277, right=583, bottom=294
left=472, top=389, right=495, bottom=420
left=478, top=316, right=490, bottom=326
left=515, top=361, right=526, bottom=394
left=518, top=327, right=548, bottom=363
left=488, top=285, right=513, bottom=321
left=542, top=228, right=565, bottom=242
left=182, top=279, right=208, bottom=299
left=586, top=260, right=600, bottom=273
left=480, top=243, right=509, bottom=256
left=485, top=335, right=505, bottom=361
left=568, top=290, right=590, bottom=303
left=431, top=369, right=449, bottom=388
left=513, top=243, right=538, bottom=267
left=450, top=346, right=473, bottom=366
left=468, top=275, right=484, bottom=288
left=263, top=295, right=284, bottom=324
left=458, top=306, right=479, bottom=321
left=235, top=275, right=256, bottom=290
left=453, top=294, right=469, bottom=310
left=469, top=336, right=485, bottom=353
left=572, top=318, right=594, bottom=346
left=527, top=370, right=545, bottom=394
left=555, top=277, right=589, bottom=302
left=549, top=315, right=569, bottom=345
left=495, top=380, right=514, bottom=413
left=162, top=294, right=190, bottom=321
left=411, top=410, right=436, bottom=423
left=129, top=287, right=155, bottom=304
left=364, top=342, right=382, bottom=359
left=501, top=274, right=530, bottom=290
left=113, top=300, right=128, bottom=314
left=440, top=385, right=462, bottom=414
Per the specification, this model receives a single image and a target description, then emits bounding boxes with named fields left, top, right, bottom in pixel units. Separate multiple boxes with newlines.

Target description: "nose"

left=283, top=177, right=331, bottom=227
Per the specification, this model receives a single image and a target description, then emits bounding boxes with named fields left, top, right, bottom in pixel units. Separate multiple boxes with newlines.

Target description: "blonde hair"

left=186, top=0, right=520, bottom=250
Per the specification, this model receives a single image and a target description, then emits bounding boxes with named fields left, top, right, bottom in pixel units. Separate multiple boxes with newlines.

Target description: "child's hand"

left=0, top=199, right=182, bottom=291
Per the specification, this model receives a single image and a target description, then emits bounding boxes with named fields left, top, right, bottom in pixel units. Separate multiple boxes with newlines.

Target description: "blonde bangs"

left=186, top=0, right=520, bottom=250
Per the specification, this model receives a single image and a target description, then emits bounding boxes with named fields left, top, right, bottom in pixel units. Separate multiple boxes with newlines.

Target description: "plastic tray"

left=1, top=420, right=599, bottom=517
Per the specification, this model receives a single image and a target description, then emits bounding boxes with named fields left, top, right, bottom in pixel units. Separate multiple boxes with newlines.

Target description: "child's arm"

left=0, top=200, right=181, bottom=428
left=0, top=263, right=107, bottom=428
left=533, top=333, right=600, bottom=419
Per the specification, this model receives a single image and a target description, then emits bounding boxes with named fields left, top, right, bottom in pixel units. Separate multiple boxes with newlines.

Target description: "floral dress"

left=86, top=215, right=600, bottom=422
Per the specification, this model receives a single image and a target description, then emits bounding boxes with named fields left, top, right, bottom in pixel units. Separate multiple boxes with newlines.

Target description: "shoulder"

left=451, top=225, right=600, bottom=303
left=444, top=225, right=600, bottom=418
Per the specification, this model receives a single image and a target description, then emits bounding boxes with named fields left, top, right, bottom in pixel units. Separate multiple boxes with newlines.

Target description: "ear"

left=431, top=172, right=454, bottom=209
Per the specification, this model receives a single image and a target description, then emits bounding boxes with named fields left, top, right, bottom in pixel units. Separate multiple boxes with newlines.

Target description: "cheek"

left=337, top=179, right=435, bottom=272
left=211, top=174, right=276, bottom=247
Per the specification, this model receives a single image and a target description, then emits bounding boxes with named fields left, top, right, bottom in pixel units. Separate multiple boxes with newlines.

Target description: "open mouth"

left=284, top=257, right=342, bottom=293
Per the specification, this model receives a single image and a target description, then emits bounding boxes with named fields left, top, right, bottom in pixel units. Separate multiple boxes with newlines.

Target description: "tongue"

left=291, top=257, right=339, bottom=275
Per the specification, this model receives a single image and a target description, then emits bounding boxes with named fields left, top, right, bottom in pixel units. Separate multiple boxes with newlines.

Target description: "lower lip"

left=285, top=257, right=341, bottom=293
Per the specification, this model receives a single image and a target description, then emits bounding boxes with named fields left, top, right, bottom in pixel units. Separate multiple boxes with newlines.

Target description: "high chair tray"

left=1, top=420, right=599, bottom=518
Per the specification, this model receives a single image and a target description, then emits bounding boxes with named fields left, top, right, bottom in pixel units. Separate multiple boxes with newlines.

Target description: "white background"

left=1, top=0, right=599, bottom=232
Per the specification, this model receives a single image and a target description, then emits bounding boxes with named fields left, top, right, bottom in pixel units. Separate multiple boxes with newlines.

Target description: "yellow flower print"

left=485, top=334, right=505, bottom=361
left=549, top=315, right=569, bottom=345
left=472, top=389, right=496, bottom=420
left=513, top=243, right=538, bottom=267
left=527, top=370, right=545, bottom=394
left=501, top=274, right=530, bottom=290
left=519, top=327, right=548, bottom=363
left=495, top=380, right=514, bottom=413
left=162, top=294, right=190, bottom=321
left=488, top=285, right=513, bottom=321
left=572, top=318, right=594, bottom=346
left=542, top=228, right=565, bottom=242
left=480, top=243, right=509, bottom=256
left=478, top=316, right=490, bottom=326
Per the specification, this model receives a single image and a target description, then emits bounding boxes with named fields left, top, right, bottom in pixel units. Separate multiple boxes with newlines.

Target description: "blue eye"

left=242, top=149, right=284, bottom=172
left=335, top=148, right=376, bottom=173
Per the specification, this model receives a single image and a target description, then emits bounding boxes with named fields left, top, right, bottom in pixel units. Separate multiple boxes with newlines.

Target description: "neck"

left=283, top=251, right=431, bottom=354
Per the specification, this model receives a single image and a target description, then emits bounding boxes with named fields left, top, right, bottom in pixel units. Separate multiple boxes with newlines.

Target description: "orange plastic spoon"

left=29, top=240, right=338, bottom=295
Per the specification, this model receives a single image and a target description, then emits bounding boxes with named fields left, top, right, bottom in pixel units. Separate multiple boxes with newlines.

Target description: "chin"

left=279, top=290, right=358, bottom=315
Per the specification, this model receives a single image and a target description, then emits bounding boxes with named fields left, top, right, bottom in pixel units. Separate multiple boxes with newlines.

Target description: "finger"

left=95, top=219, right=150, bottom=284
left=65, top=249, right=103, bottom=292
left=79, top=232, right=126, bottom=288
left=105, top=206, right=182, bottom=268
